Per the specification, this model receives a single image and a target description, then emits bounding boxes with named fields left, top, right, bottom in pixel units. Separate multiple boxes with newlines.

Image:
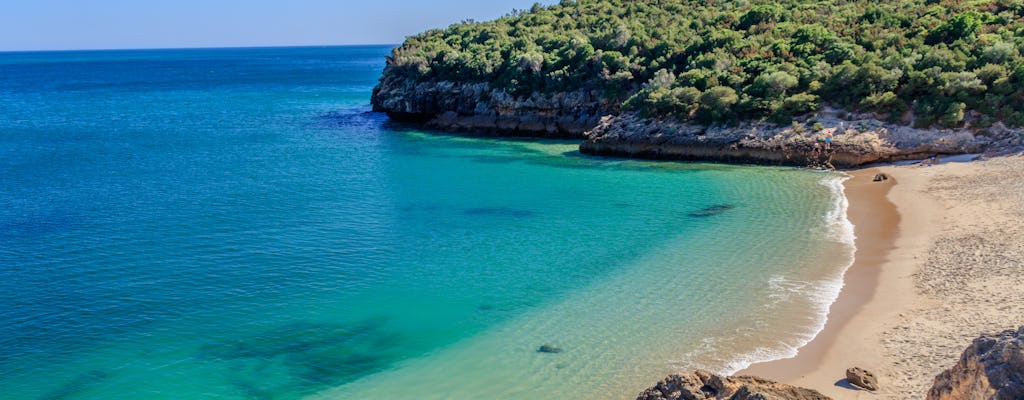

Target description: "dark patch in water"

left=230, top=378, right=275, bottom=400
left=38, top=370, right=109, bottom=400
left=537, top=344, right=563, bottom=354
left=477, top=303, right=494, bottom=311
left=0, top=212, right=81, bottom=238
left=463, top=207, right=535, bottom=218
left=313, top=110, right=387, bottom=130
left=466, top=155, right=520, bottom=164
left=688, top=204, right=736, bottom=217
left=196, top=319, right=401, bottom=398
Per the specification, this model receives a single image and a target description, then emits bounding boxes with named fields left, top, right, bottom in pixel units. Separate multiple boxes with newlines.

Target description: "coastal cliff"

left=373, top=73, right=1022, bottom=165
left=371, top=75, right=608, bottom=138
left=370, top=0, right=1024, bottom=166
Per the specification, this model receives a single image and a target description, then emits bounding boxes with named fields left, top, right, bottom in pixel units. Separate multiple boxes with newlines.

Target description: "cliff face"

left=372, top=71, right=1023, bottom=167
left=582, top=110, right=1021, bottom=168
left=371, top=73, right=609, bottom=138
left=926, top=327, right=1024, bottom=400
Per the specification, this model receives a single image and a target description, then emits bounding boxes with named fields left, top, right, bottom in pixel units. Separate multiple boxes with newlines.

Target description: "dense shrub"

left=384, top=0, right=1024, bottom=127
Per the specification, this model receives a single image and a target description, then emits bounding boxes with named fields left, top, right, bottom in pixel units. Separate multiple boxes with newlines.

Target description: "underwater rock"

left=195, top=319, right=400, bottom=396
left=39, top=370, right=110, bottom=400
left=688, top=204, right=736, bottom=217
left=538, top=345, right=563, bottom=354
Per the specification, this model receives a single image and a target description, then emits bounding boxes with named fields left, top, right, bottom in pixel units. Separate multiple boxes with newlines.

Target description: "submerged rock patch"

left=537, top=344, right=563, bottom=354
left=195, top=319, right=401, bottom=397
left=688, top=204, right=736, bottom=217
left=314, top=110, right=387, bottom=130
left=38, top=370, right=110, bottom=400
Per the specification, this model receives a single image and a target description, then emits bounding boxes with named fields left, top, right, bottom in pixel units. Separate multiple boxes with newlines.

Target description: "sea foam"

left=717, top=172, right=858, bottom=375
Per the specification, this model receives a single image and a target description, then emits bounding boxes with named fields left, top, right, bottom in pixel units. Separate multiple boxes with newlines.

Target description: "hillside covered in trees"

left=378, top=0, right=1024, bottom=129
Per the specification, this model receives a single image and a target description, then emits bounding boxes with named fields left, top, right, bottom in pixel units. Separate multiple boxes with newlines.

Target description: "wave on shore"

left=717, top=173, right=857, bottom=375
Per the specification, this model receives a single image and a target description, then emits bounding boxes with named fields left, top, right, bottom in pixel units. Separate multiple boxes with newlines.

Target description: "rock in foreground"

left=926, top=327, right=1024, bottom=400
left=637, top=370, right=831, bottom=400
left=845, top=367, right=879, bottom=391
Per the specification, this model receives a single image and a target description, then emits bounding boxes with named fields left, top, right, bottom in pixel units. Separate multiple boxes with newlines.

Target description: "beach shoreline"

left=739, top=165, right=915, bottom=398
left=738, top=155, right=1024, bottom=398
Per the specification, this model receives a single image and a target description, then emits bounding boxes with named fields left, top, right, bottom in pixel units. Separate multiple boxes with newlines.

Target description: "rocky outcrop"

left=637, top=370, right=831, bottom=400
left=845, top=367, right=878, bottom=391
left=926, top=327, right=1024, bottom=400
left=371, top=74, right=610, bottom=138
left=372, top=71, right=1024, bottom=166
left=580, top=110, right=1020, bottom=168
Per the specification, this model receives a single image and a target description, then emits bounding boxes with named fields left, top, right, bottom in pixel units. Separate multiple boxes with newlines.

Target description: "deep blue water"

left=0, top=46, right=852, bottom=399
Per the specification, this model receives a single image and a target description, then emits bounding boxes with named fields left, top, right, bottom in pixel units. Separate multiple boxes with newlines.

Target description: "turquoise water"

left=0, top=46, right=854, bottom=399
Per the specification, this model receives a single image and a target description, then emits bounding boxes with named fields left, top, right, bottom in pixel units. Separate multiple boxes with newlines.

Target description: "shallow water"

left=0, top=46, right=853, bottom=399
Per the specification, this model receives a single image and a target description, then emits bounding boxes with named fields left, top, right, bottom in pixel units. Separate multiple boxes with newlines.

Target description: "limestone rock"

left=926, top=327, right=1024, bottom=400
left=636, top=370, right=831, bottom=400
left=580, top=110, right=1001, bottom=167
left=845, top=367, right=879, bottom=391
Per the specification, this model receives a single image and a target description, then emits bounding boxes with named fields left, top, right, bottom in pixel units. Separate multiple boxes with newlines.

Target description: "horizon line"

left=0, top=43, right=400, bottom=54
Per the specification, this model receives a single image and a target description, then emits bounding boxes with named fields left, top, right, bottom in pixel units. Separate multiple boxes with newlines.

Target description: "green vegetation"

left=385, top=0, right=1024, bottom=128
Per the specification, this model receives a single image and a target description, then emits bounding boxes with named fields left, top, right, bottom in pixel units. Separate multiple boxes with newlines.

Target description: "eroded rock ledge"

left=371, top=75, right=610, bottom=138
left=372, top=74, right=1024, bottom=166
left=582, top=110, right=1022, bottom=168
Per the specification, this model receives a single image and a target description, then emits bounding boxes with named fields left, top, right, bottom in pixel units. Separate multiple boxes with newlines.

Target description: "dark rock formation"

left=637, top=370, right=831, bottom=400
left=845, top=367, right=879, bottom=391
left=926, top=327, right=1024, bottom=400
left=372, top=70, right=1022, bottom=166
left=872, top=173, right=889, bottom=182
left=371, top=75, right=610, bottom=138
left=537, top=345, right=563, bottom=354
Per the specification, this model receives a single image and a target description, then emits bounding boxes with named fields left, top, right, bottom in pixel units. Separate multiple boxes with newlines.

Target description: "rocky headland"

left=370, top=0, right=1024, bottom=168
left=372, top=78, right=1023, bottom=167
left=371, top=76, right=609, bottom=138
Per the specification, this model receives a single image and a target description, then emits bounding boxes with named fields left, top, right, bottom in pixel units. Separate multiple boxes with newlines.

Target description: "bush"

left=383, top=0, right=1024, bottom=128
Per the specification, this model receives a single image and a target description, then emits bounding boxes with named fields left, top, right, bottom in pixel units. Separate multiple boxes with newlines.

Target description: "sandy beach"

left=741, top=154, right=1024, bottom=399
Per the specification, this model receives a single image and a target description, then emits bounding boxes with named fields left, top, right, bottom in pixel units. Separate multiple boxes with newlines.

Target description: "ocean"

left=0, top=46, right=854, bottom=399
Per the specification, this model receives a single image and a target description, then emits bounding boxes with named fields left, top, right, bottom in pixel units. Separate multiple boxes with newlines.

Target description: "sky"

left=0, top=1, right=553, bottom=51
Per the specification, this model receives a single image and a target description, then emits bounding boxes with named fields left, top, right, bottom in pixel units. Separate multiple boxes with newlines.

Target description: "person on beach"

left=810, top=142, right=822, bottom=168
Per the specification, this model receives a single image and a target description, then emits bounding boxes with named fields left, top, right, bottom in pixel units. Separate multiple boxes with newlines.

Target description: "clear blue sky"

left=0, top=1, right=553, bottom=51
